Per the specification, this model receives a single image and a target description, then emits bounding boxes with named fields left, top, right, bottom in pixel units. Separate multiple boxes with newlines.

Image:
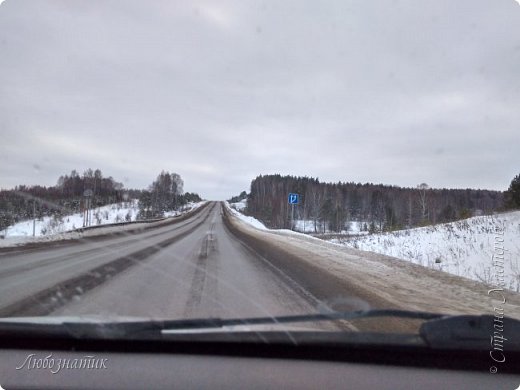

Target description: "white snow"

left=224, top=202, right=332, bottom=244
left=0, top=200, right=140, bottom=238
left=229, top=199, right=247, bottom=211
left=226, top=202, right=367, bottom=237
left=294, top=219, right=369, bottom=235
left=225, top=202, right=267, bottom=230
left=227, top=199, right=368, bottom=235
left=0, top=200, right=208, bottom=247
left=330, top=211, right=520, bottom=292
left=163, top=201, right=207, bottom=217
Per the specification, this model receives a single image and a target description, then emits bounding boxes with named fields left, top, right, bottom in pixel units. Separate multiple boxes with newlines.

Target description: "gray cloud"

left=1, top=0, right=519, bottom=199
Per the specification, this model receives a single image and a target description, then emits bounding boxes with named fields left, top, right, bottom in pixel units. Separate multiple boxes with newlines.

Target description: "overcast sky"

left=1, top=0, right=519, bottom=199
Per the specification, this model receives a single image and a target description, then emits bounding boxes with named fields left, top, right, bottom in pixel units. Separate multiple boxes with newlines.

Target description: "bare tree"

left=417, top=183, right=429, bottom=223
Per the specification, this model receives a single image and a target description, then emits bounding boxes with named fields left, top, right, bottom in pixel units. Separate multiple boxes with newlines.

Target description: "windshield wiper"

left=0, top=309, right=518, bottom=351
left=419, top=314, right=520, bottom=350
left=163, top=309, right=444, bottom=330
left=109, top=309, right=442, bottom=336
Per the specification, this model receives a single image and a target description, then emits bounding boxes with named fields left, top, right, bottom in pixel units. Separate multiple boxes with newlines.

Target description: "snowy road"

left=51, top=202, right=326, bottom=320
left=0, top=202, right=341, bottom=324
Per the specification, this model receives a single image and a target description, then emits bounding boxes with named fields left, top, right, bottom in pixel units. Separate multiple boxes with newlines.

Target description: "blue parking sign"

left=288, top=193, right=299, bottom=204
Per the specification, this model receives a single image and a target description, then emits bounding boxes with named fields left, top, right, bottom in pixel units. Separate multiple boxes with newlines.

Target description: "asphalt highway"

left=0, top=202, right=330, bottom=323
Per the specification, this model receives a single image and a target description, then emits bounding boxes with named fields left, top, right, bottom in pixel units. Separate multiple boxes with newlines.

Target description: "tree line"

left=137, top=171, right=201, bottom=219
left=0, top=169, right=133, bottom=232
left=245, top=174, right=509, bottom=233
left=0, top=168, right=202, bottom=232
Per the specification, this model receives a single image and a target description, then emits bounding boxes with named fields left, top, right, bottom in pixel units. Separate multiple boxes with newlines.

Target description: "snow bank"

left=293, top=219, right=369, bottom=234
left=0, top=200, right=208, bottom=248
left=331, top=212, right=520, bottom=291
left=163, top=201, right=207, bottom=217
left=228, top=199, right=247, bottom=211
left=0, top=200, right=140, bottom=238
left=225, top=202, right=267, bottom=230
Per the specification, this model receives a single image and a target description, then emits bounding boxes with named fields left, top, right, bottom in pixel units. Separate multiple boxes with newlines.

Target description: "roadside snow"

left=294, top=219, right=369, bottom=234
left=0, top=221, right=153, bottom=248
left=226, top=202, right=267, bottom=230
left=164, top=201, right=207, bottom=217
left=229, top=199, right=247, bottom=211
left=0, top=201, right=208, bottom=248
left=332, top=212, right=520, bottom=292
left=227, top=201, right=369, bottom=236
left=0, top=200, right=140, bottom=238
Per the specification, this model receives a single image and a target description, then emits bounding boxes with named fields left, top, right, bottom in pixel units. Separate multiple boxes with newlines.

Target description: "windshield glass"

left=0, top=0, right=519, bottom=347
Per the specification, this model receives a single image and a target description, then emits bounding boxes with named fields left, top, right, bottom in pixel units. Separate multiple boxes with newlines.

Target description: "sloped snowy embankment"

left=333, top=212, right=520, bottom=292
left=0, top=201, right=207, bottom=247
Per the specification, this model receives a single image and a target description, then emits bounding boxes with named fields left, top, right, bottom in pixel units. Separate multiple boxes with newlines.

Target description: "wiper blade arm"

left=0, top=309, right=444, bottom=339
left=2, top=310, right=519, bottom=352
left=420, top=314, right=520, bottom=350
left=158, top=309, right=445, bottom=332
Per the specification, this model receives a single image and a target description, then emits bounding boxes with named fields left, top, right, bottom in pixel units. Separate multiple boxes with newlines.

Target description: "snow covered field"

left=294, top=219, right=368, bottom=234
left=0, top=200, right=207, bottom=247
left=227, top=202, right=520, bottom=292
left=0, top=200, right=140, bottom=238
left=332, top=212, right=520, bottom=291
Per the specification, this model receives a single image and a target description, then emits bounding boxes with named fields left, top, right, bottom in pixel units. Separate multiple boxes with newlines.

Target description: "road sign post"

left=288, top=193, right=299, bottom=230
